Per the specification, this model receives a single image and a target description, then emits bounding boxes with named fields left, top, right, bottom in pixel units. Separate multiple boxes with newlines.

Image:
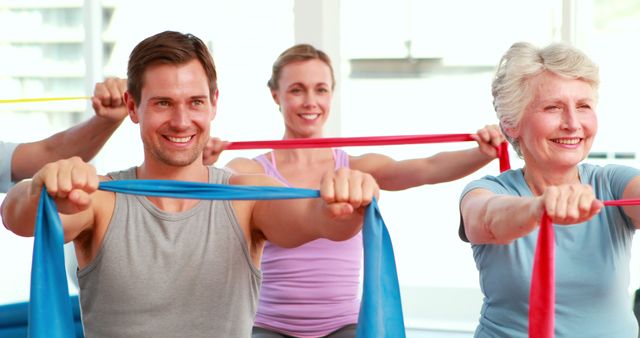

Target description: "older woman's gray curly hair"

left=491, top=42, right=599, bottom=157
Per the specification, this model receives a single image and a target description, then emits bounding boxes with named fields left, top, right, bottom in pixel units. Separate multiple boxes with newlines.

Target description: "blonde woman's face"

left=272, top=59, right=333, bottom=139
left=513, top=71, right=597, bottom=171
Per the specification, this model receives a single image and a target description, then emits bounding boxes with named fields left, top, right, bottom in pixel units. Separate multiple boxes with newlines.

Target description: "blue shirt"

left=0, top=141, right=19, bottom=193
left=461, top=163, right=639, bottom=338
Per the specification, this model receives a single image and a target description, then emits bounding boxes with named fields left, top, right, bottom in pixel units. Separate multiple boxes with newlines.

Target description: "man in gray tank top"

left=1, top=31, right=379, bottom=338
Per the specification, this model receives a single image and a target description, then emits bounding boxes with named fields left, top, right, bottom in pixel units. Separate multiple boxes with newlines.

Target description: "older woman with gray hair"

left=459, top=41, right=640, bottom=337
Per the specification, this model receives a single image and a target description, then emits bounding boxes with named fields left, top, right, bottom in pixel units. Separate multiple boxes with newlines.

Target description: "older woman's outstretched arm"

left=461, top=184, right=603, bottom=244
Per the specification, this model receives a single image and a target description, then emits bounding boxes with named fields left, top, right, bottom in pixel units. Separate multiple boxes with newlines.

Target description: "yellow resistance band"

left=0, top=96, right=91, bottom=104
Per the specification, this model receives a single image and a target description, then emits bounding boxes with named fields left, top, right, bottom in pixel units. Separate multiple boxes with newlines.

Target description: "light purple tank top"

left=253, top=149, right=362, bottom=337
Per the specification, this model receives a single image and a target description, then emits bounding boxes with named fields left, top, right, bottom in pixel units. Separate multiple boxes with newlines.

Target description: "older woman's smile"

left=551, top=137, right=582, bottom=145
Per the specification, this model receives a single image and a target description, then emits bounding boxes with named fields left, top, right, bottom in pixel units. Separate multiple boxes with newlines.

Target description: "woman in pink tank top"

left=204, top=44, right=505, bottom=338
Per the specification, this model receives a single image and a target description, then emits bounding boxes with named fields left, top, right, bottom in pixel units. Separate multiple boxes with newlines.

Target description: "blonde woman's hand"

left=202, top=137, right=229, bottom=165
left=472, top=124, right=505, bottom=158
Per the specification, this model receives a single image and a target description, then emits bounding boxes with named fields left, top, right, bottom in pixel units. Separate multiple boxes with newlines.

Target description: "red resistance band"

left=228, top=134, right=511, bottom=173
left=530, top=199, right=640, bottom=338
left=530, top=213, right=555, bottom=338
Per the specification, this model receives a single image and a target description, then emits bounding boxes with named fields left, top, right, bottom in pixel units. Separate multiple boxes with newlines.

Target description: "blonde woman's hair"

left=267, top=44, right=335, bottom=91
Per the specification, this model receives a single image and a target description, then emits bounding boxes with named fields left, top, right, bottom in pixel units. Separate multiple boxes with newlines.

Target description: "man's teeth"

left=301, top=114, right=319, bottom=120
left=554, top=138, right=580, bottom=145
left=167, top=136, right=191, bottom=143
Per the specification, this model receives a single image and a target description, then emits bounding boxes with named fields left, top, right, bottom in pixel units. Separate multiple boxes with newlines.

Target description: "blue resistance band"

left=30, top=180, right=406, bottom=338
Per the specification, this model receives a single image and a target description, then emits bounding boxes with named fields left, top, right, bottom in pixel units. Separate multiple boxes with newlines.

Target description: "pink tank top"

left=253, top=149, right=362, bottom=337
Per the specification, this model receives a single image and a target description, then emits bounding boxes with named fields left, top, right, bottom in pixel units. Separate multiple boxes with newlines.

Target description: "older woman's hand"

left=535, top=184, right=603, bottom=225
left=472, top=124, right=505, bottom=158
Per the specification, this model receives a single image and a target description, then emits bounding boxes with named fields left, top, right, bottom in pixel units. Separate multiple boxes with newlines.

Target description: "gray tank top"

left=77, top=166, right=261, bottom=337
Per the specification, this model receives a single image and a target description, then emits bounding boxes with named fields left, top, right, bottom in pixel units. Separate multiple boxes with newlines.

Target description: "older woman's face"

left=514, top=71, right=597, bottom=170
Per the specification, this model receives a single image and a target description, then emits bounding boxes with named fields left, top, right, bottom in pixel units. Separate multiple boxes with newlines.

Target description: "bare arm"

left=11, top=78, right=127, bottom=182
left=1, top=157, right=100, bottom=243
left=461, top=189, right=541, bottom=244
left=461, top=184, right=602, bottom=244
left=351, top=124, right=504, bottom=191
left=232, top=168, right=378, bottom=248
left=352, top=148, right=491, bottom=190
